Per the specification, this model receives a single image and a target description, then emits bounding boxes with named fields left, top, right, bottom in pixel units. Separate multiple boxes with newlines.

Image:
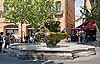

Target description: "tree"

left=80, top=0, right=100, bottom=30
left=45, top=20, right=60, bottom=32
left=3, top=0, right=55, bottom=28
left=3, top=0, right=55, bottom=42
left=25, top=0, right=55, bottom=28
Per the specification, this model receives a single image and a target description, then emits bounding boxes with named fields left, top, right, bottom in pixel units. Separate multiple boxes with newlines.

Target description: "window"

left=3, top=8, right=8, bottom=13
left=55, top=1, right=61, bottom=13
left=6, top=29, right=18, bottom=34
left=46, top=1, right=52, bottom=12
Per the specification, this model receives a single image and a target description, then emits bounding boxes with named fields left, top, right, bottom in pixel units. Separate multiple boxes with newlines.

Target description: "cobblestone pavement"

left=61, top=47, right=100, bottom=64
left=0, top=53, right=43, bottom=64
left=0, top=53, right=30, bottom=64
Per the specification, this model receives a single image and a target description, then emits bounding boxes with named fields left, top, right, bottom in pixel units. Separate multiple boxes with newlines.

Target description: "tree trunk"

left=96, top=24, right=100, bottom=38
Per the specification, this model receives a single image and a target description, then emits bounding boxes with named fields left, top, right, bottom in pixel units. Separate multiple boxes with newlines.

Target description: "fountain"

left=7, top=41, right=96, bottom=60
left=6, top=31, right=96, bottom=60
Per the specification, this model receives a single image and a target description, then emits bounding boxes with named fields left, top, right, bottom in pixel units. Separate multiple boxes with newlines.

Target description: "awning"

left=77, top=21, right=96, bottom=30
left=86, top=22, right=96, bottom=29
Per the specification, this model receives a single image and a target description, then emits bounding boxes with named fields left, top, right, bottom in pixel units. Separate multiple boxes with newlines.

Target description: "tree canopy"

left=80, top=0, right=100, bottom=29
left=3, top=0, right=55, bottom=28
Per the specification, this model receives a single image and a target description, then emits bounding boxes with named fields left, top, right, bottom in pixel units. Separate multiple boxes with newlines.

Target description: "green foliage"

left=34, top=32, right=47, bottom=43
left=3, top=0, right=55, bottom=28
left=45, top=20, right=61, bottom=32
left=47, top=32, right=67, bottom=47
left=97, top=21, right=100, bottom=30
left=80, top=0, right=100, bottom=29
left=80, top=7, right=94, bottom=21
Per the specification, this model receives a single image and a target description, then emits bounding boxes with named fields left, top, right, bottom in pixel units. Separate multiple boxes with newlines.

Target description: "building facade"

left=0, top=0, right=75, bottom=37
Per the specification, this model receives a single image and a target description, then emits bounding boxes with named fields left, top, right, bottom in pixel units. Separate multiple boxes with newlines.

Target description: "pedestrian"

left=67, top=35, right=71, bottom=42
left=4, top=33, right=10, bottom=48
left=25, top=35, right=29, bottom=43
left=77, top=31, right=81, bottom=43
left=86, top=35, right=90, bottom=43
left=82, top=31, right=86, bottom=43
left=10, top=34, right=15, bottom=43
left=0, top=32, right=4, bottom=52
left=29, top=35, right=33, bottom=43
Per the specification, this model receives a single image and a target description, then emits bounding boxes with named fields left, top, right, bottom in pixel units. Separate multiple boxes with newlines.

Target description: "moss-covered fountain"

left=7, top=21, right=96, bottom=60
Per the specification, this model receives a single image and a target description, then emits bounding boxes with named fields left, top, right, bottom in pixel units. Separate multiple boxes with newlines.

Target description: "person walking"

left=25, top=35, right=29, bottom=43
left=82, top=31, right=86, bottom=43
left=0, top=32, right=4, bottom=52
left=4, top=33, right=10, bottom=48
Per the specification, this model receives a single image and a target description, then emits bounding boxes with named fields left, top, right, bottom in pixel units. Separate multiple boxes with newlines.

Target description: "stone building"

left=0, top=0, right=75, bottom=37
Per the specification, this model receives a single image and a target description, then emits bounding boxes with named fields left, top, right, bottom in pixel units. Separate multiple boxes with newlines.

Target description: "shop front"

left=79, top=21, right=96, bottom=42
left=4, top=24, right=18, bottom=35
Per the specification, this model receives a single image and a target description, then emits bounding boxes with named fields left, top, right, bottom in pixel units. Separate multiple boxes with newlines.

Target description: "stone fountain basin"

left=7, top=43, right=96, bottom=60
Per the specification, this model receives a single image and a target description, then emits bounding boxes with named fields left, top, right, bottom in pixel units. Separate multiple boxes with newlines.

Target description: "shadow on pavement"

left=79, top=41, right=100, bottom=47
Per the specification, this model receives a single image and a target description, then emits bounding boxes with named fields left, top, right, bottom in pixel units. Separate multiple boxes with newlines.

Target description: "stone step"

left=6, top=48, right=96, bottom=60
left=74, top=51, right=96, bottom=57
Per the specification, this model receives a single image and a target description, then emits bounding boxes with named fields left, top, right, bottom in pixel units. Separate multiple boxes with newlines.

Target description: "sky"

left=75, top=0, right=84, bottom=16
